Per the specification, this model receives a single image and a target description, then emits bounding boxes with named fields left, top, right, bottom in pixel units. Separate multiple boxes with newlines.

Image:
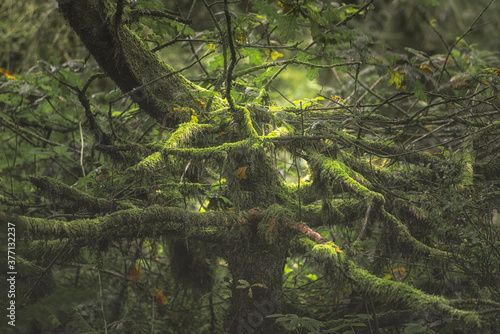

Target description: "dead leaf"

left=236, top=166, right=248, bottom=180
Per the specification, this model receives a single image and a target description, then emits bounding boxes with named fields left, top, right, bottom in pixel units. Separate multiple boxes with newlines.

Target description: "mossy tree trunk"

left=58, top=0, right=222, bottom=127
left=56, top=1, right=287, bottom=332
left=225, top=235, right=288, bottom=334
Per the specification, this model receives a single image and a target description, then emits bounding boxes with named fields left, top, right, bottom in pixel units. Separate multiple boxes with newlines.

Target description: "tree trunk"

left=56, top=2, right=288, bottom=333
left=225, top=235, right=287, bottom=334
left=57, top=0, right=221, bottom=126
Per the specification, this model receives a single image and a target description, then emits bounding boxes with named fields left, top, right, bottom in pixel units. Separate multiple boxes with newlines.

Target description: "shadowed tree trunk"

left=56, top=1, right=287, bottom=332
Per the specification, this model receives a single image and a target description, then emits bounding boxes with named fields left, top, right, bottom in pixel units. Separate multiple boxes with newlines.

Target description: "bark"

left=225, top=236, right=287, bottom=334
left=54, top=1, right=288, bottom=333
left=57, top=0, right=218, bottom=127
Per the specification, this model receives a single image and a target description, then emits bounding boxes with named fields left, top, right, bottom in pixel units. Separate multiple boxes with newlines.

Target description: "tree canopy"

left=1, top=0, right=500, bottom=333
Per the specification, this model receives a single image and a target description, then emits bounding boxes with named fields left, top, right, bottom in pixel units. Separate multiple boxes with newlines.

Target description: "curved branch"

left=29, top=176, right=133, bottom=214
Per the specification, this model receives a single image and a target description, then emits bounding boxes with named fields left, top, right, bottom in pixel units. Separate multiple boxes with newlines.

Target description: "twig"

left=20, top=238, right=72, bottom=306
left=129, top=9, right=192, bottom=24
left=224, top=0, right=238, bottom=111
left=336, top=0, right=374, bottom=27
left=437, top=0, right=496, bottom=84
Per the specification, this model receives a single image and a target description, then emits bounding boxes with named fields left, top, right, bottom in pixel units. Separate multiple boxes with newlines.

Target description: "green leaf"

left=53, top=146, right=68, bottom=155
left=306, top=67, right=320, bottom=81
left=414, top=80, right=426, bottom=102
left=58, top=68, right=82, bottom=87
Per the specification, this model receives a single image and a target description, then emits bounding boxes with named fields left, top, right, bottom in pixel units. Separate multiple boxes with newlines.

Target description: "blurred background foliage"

left=3, top=0, right=500, bottom=73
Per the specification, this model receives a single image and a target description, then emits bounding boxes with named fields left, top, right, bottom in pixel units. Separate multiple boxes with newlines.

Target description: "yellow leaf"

left=191, top=115, right=198, bottom=123
left=429, top=19, right=437, bottom=27
left=154, top=287, right=168, bottom=306
left=128, top=263, right=142, bottom=283
left=419, top=65, right=434, bottom=74
left=235, top=166, right=248, bottom=180
left=0, top=67, right=17, bottom=80
left=271, top=50, right=283, bottom=60
left=392, top=267, right=407, bottom=281
left=383, top=274, right=392, bottom=280
left=330, top=95, right=345, bottom=105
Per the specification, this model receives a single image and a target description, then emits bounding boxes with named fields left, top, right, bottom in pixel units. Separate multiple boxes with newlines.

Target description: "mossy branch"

left=19, top=205, right=242, bottom=244
left=29, top=176, right=134, bottom=213
left=135, top=122, right=212, bottom=173
left=382, top=208, right=450, bottom=260
left=347, top=260, right=481, bottom=328
left=457, top=136, right=474, bottom=189
left=307, top=243, right=481, bottom=329
left=233, top=105, right=259, bottom=137
left=310, top=154, right=385, bottom=206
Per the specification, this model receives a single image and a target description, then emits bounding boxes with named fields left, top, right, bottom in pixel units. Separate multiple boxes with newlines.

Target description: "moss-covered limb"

left=346, top=260, right=481, bottom=328
left=128, top=8, right=191, bottom=25
left=253, top=204, right=297, bottom=245
left=457, top=136, right=474, bottom=189
left=448, top=298, right=500, bottom=309
left=339, top=150, right=384, bottom=183
left=309, top=154, right=385, bottom=206
left=164, top=122, right=214, bottom=148
left=276, top=182, right=369, bottom=229
left=275, top=182, right=317, bottom=215
left=307, top=244, right=481, bottom=328
left=56, top=0, right=226, bottom=127
left=11, top=256, right=57, bottom=305
left=29, top=176, right=133, bottom=214
left=336, top=130, right=441, bottom=166
left=382, top=208, right=450, bottom=260
left=134, top=122, right=213, bottom=173
left=233, top=105, right=259, bottom=137
left=158, top=135, right=272, bottom=161
left=22, top=205, right=242, bottom=244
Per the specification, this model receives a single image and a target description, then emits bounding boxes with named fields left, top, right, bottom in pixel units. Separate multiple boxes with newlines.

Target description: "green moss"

left=347, top=260, right=481, bottom=328
left=312, top=154, right=385, bottom=206
left=457, top=137, right=474, bottom=189
left=382, top=209, right=450, bottom=259
left=312, top=243, right=338, bottom=258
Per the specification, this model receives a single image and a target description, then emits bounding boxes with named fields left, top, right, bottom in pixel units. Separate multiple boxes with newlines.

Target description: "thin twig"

left=437, top=0, right=496, bottom=84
